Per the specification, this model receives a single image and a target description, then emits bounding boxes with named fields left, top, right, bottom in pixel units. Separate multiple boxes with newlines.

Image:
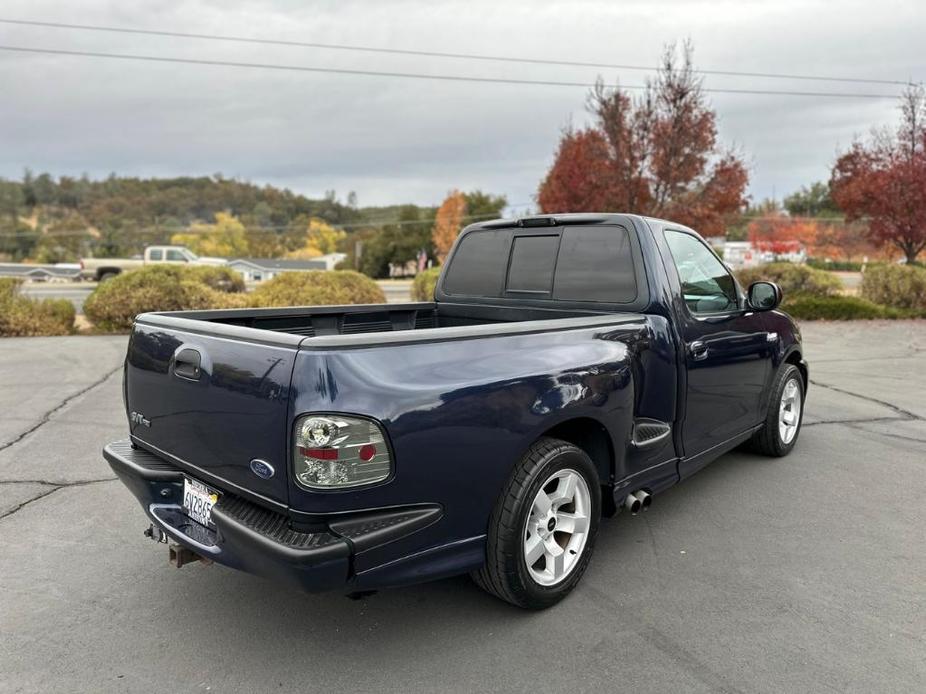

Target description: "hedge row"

left=411, top=267, right=441, bottom=301
left=738, top=262, right=926, bottom=317
left=82, top=265, right=385, bottom=332
left=0, top=278, right=76, bottom=337
left=736, top=263, right=842, bottom=298
left=783, top=295, right=923, bottom=321
left=860, top=264, right=926, bottom=309
left=250, top=270, right=385, bottom=307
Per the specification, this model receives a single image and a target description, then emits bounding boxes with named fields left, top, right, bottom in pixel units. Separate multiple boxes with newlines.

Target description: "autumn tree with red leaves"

left=831, top=85, right=926, bottom=264
left=747, top=216, right=816, bottom=257
left=432, top=190, right=467, bottom=262
left=537, top=42, right=748, bottom=236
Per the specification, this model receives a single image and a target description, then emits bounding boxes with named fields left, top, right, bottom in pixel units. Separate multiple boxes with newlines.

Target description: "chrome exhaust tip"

left=634, top=490, right=652, bottom=511
left=624, top=494, right=642, bottom=515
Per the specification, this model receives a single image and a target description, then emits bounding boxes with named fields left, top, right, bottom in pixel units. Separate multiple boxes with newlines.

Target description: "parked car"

left=104, top=213, right=807, bottom=609
left=79, top=245, right=225, bottom=281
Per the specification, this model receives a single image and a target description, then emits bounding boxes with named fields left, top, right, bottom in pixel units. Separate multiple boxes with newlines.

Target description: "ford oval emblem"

left=249, top=459, right=275, bottom=480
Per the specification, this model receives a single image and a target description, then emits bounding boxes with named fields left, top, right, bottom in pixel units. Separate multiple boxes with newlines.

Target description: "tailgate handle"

left=174, top=348, right=202, bottom=380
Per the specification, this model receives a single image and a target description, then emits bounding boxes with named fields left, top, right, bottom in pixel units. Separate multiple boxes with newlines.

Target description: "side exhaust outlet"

left=633, top=490, right=652, bottom=511
left=624, top=494, right=642, bottom=514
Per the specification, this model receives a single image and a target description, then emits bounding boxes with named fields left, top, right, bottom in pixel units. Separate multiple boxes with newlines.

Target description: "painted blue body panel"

left=287, top=320, right=658, bottom=574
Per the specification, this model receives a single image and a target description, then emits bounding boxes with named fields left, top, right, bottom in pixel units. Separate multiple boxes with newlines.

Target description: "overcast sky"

left=0, top=0, right=922, bottom=213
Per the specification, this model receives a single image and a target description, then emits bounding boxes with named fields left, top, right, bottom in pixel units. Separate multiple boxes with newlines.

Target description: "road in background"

left=20, top=279, right=414, bottom=313
left=1, top=321, right=924, bottom=693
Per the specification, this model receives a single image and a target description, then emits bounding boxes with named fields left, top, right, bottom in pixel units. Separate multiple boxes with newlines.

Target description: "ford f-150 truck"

left=104, top=213, right=807, bottom=609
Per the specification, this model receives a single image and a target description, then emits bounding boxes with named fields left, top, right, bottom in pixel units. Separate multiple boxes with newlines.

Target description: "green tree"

left=783, top=182, right=841, bottom=218
left=462, top=191, right=507, bottom=223
left=360, top=206, right=434, bottom=278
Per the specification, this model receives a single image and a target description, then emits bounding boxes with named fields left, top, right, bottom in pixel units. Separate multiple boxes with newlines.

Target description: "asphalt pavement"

left=1, top=321, right=924, bottom=693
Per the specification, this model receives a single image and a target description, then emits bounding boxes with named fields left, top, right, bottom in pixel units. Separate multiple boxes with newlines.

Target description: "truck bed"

left=139, top=301, right=624, bottom=344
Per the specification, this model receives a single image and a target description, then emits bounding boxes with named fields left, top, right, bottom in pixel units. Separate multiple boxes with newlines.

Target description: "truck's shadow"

left=154, top=445, right=787, bottom=658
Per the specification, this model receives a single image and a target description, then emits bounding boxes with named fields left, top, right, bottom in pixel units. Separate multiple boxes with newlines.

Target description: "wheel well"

left=541, top=417, right=616, bottom=514
left=785, top=351, right=807, bottom=390
left=97, top=267, right=122, bottom=278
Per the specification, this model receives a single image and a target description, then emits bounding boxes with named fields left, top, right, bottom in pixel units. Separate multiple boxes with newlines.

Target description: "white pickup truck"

left=79, top=245, right=226, bottom=282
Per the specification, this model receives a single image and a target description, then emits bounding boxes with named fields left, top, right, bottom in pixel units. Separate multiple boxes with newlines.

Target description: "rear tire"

left=750, top=364, right=804, bottom=457
left=472, top=437, right=601, bottom=609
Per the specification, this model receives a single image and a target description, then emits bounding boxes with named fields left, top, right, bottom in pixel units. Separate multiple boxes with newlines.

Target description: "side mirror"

left=747, top=281, right=782, bottom=311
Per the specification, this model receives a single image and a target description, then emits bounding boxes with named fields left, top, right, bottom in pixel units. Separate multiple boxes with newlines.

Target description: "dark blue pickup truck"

left=105, top=213, right=807, bottom=609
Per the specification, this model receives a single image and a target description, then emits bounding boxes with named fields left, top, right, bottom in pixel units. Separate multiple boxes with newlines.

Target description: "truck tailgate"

left=125, top=321, right=298, bottom=508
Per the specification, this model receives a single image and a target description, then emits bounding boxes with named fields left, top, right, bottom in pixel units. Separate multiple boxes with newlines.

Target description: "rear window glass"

left=441, top=229, right=510, bottom=297
left=507, top=235, right=559, bottom=292
left=553, top=226, right=637, bottom=302
left=442, top=224, right=638, bottom=303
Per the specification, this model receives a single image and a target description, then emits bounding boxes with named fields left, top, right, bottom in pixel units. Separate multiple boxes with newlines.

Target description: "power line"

left=0, top=17, right=913, bottom=87
left=0, top=45, right=902, bottom=99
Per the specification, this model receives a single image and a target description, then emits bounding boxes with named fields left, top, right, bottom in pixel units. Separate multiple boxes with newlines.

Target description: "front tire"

left=472, top=437, right=601, bottom=609
left=750, top=364, right=805, bottom=456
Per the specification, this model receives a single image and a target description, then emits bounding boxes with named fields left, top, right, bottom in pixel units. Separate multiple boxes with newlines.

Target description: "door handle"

left=173, top=347, right=202, bottom=380
left=688, top=340, right=709, bottom=361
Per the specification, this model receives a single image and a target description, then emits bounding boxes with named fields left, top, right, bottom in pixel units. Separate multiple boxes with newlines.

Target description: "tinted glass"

left=166, top=249, right=187, bottom=262
left=148, top=249, right=163, bottom=261
left=665, top=230, right=738, bottom=314
left=442, top=229, right=511, bottom=296
left=553, top=226, right=637, bottom=302
left=507, top=235, right=558, bottom=293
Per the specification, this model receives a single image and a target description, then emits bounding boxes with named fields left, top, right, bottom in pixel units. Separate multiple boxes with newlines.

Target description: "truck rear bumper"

left=103, top=440, right=443, bottom=592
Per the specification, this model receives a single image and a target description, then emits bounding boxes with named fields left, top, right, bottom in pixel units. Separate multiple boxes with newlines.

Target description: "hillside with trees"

left=0, top=172, right=505, bottom=276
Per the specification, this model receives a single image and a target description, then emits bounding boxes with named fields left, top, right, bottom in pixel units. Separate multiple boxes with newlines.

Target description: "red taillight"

left=300, top=446, right=338, bottom=460
left=294, top=415, right=391, bottom=489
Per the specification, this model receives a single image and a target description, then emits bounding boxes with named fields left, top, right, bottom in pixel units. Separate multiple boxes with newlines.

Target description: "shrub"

left=411, top=267, right=441, bottom=301
left=0, top=277, right=20, bottom=302
left=860, top=264, right=926, bottom=309
left=0, top=278, right=75, bottom=336
left=805, top=258, right=878, bottom=272
left=783, top=295, right=920, bottom=321
left=736, top=262, right=842, bottom=298
left=184, top=265, right=246, bottom=293
left=249, top=271, right=385, bottom=307
left=83, top=265, right=241, bottom=331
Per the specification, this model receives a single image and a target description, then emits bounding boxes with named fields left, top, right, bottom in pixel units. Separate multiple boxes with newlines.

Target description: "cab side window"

left=665, top=230, right=738, bottom=314
left=148, top=249, right=163, bottom=261
left=166, top=249, right=188, bottom=262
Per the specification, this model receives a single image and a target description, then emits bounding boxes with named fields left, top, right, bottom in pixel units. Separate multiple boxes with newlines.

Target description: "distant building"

left=0, top=263, right=81, bottom=281
left=722, top=242, right=759, bottom=269
left=226, top=253, right=347, bottom=282
left=722, top=242, right=806, bottom=269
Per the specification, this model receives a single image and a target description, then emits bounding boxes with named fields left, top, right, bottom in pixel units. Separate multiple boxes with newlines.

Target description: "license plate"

left=182, top=477, right=219, bottom=528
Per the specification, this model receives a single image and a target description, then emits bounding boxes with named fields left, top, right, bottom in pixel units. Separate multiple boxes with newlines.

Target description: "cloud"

left=0, top=0, right=920, bottom=209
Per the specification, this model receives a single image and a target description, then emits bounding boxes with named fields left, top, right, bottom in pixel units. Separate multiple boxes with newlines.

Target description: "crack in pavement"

left=805, top=415, right=908, bottom=427
left=809, top=379, right=922, bottom=422
left=844, top=423, right=926, bottom=445
left=0, top=364, right=122, bottom=454
left=0, top=477, right=117, bottom=521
